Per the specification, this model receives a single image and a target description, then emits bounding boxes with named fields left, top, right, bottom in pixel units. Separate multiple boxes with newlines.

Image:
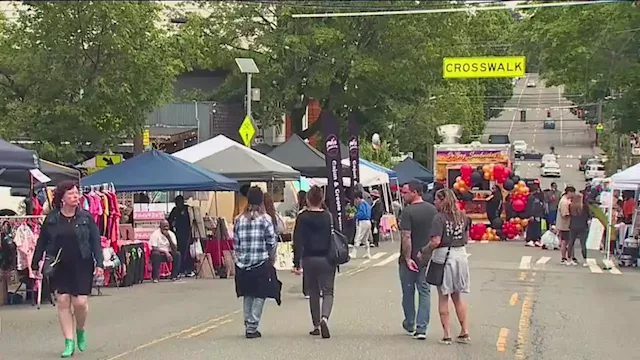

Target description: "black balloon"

left=511, top=175, right=520, bottom=183
left=470, top=171, right=483, bottom=186
left=503, top=178, right=515, bottom=191
left=461, top=192, right=474, bottom=201
left=491, top=217, right=504, bottom=230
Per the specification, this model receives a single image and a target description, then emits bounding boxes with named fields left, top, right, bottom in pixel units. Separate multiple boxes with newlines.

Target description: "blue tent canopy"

left=81, top=150, right=238, bottom=192
left=360, top=159, right=397, bottom=181
left=392, top=157, right=434, bottom=185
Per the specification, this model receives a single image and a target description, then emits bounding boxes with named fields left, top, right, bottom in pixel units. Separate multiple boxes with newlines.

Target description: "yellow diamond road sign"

left=239, top=115, right=256, bottom=147
left=96, top=154, right=123, bottom=169
left=596, top=123, right=604, bottom=131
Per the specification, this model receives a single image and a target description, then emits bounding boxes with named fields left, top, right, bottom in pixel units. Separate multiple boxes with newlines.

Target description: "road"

left=1, top=241, right=638, bottom=360
left=484, top=73, right=595, bottom=190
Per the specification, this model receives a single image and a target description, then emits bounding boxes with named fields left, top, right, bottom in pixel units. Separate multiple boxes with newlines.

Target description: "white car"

left=513, top=140, right=527, bottom=155
left=540, top=153, right=557, bottom=167
left=541, top=162, right=562, bottom=177
left=584, top=158, right=604, bottom=171
left=527, top=81, right=536, bottom=87
left=585, top=163, right=606, bottom=181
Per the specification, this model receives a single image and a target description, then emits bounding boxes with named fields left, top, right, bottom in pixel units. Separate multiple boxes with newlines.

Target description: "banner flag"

left=321, top=111, right=346, bottom=231
left=347, top=113, right=360, bottom=186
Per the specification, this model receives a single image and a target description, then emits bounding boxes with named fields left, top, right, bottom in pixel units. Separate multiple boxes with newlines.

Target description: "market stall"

left=81, top=149, right=238, bottom=283
left=3, top=160, right=80, bottom=188
left=266, top=134, right=350, bottom=177
left=392, top=157, right=434, bottom=185
left=604, top=164, right=640, bottom=268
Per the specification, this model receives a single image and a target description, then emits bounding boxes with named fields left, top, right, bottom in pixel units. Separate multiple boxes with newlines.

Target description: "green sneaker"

left=61, top=339, right=75, bottom=358
left=77, top=329, right=87, bottom=352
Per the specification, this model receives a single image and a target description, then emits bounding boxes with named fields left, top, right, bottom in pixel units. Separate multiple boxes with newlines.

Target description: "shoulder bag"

left=425, top=247, right=451, bottom=286
left=326, top=212, right=351, bottom=265
left=42, top=248, right=62, bottom=278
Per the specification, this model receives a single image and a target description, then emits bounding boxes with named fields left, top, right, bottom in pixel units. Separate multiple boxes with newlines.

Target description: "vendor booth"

left=173, top=135, right=300, bottom=181
left=266, top=134, right=350, bottom=177
left=3, top=160, right=80, bottom=188
left=392, top=157, right=434, bottom=185
left=603, top=163, right=640, bottom=268
left=81, top=149, right=238, bottom=285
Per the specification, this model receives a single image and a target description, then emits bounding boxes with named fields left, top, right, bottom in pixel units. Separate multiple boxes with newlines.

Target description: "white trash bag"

left=540, top=230, right=559, bottom=250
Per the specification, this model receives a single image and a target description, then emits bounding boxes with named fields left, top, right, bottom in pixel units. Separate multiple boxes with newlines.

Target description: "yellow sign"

left=596, top=123, right=604, bottom=131
left=443, top=56, right=526, bottom=79
left=142, top=129, right=150, bottom=147
left=96, top=154, right=123, bottom=169
left=239, top=115, right=256, bottom=147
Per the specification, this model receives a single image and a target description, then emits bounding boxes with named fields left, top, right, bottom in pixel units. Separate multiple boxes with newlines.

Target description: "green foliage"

left=518, top=3, right=640, bottom=132
left=0, top=2, right=180, bottom=161
left=359, top=140, right=395, bottom=169
left=173, top=1, right=519, bottom=161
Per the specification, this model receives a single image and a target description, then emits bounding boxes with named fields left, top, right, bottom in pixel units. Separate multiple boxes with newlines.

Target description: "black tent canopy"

left=2, top=160, right=81, bottom=188
left=0, top=138, right=40, bottom=170
left=392, top=157, right=434, bottom=185
left=267, top=134, right=349, bottom=177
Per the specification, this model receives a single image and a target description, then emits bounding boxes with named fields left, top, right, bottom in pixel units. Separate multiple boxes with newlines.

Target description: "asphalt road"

left=484, top=73, right=595, bottom=191
left=1, top=241, right=638, bottom=360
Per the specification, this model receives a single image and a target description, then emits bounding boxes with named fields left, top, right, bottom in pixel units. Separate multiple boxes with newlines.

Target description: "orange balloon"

left=484, top=172, right=491, bottom=180
left=514, top=217, right=521, bottom=223
left=453, top=182, right=460, bottom=190
left=490, top=174, right=495, bottom=181
left=482, top=164, right=490, bottom=172
left=492, top=229, right=497, bottom=235
left=521, top=219, right=529, bottom=227
left=482, top=233, right=489, bottom=240
left=459, top=186, right=467, bottom=193
left=516, top=224, right=522, bottom=231
left=456, top=176, right=462, bottom=182
left=486, top=227, right=493, bottom=233
left=518, top=180, right=526, bottom=186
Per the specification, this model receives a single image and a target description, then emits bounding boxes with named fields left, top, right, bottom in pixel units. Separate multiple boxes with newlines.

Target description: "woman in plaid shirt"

left=233, top=186, right=280, bottom=339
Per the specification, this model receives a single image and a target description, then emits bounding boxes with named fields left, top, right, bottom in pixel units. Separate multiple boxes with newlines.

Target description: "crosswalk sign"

left=96, top=154, right=123, bottom=169
left=596, top=123, right=604, bottom=133
left=239, top=115, right=256, bottom=147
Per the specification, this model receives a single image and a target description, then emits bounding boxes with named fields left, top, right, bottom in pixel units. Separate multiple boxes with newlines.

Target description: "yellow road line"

left=104, top=310, right=240, bottom=360
left=509, top=293, right=519, bottom=306
left=515, top=287, right=534, bottom=360
left=183, top=319, right=234, bottom=338
left=496, top=327, right=509, bottom=352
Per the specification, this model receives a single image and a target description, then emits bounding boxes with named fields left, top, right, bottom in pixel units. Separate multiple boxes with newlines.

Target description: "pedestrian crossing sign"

left=239, top=115, right=256, bottom=147
left=96, top=154, right=123, bottom=169
left=596, top=123, right=604, bottom=133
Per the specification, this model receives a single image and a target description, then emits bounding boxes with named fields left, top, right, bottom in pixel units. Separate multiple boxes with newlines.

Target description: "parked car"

left=585, top=163, right=606, bottom=181
left=488, top=134, right=510, bottom=144
left=540, top=153, right=557, bottom=167
left=541, top=162, right=562, bottom=177
left=527, top=81, right=536, bottom=88
left=584, top=158, right=604, bottom=172
left=579, top=155, right=593, bottom=171
left=513, top=140, right=527, bottom=156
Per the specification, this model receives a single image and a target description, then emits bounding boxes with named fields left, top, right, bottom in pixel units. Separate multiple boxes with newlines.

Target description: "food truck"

left=434, top=125, right=514, bottom=221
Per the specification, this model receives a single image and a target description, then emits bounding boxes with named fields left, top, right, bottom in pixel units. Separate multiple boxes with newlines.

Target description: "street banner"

left=347, top=113, right=360, bottom=185
left=321, top=111, right=346, bottom=231
left=443, top=56, right=526, bottom=79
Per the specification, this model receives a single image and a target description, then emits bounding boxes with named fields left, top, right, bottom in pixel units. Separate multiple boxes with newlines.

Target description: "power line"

left=291, top=0, right=618, bottom=19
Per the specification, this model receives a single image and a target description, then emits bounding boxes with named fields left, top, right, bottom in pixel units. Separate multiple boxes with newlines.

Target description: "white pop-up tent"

left=308, top=158, right=389, bottom=187
left=603, top=164, right=640, bottom=265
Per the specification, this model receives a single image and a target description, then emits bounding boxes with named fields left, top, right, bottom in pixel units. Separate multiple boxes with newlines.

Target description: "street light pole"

left=246, top=73, right=252, bottom=119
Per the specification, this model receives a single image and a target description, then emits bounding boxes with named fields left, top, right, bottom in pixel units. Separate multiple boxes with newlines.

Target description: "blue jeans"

left=243, top=296, right=266, bottom=333
left=399, top=262, right=431, bottom=334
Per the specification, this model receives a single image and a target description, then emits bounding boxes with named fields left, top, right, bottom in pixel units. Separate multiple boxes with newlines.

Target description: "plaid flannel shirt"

left=233, top=213, right=277, bottom=270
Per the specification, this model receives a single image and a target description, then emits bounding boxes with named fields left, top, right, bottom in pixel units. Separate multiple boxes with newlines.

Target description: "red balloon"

left=512, top=199, right=526, bottom=212
left=493, top=164, right=504, bottom=179
left=456, top=200, right=465, bottom=211
left=504, top=167, right=512, bottom=178
left=507, top=232, right=516, bottom=240
left=460, top=164, right=473, bottom=176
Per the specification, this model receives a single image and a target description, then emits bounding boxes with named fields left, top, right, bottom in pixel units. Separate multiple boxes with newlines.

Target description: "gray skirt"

left=431, top=246, right=470, bottom=296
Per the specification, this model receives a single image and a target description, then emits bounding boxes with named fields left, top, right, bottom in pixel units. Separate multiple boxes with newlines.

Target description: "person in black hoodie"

left=370, top=189, right=384, bottom=247
left=293, top=185, right=335, bottom=339
left=525, top=185, right=546, bottom=247
left=567, top=192, right=592, bottom=266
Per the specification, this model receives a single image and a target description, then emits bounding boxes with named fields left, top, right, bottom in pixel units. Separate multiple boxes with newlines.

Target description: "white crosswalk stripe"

left=518, top=255, right=622, bottom=274
left=373, top=252, right=400, bottom=267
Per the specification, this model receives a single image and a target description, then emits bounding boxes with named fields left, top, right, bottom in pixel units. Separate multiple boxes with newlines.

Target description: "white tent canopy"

left=309, top=158, right=389, bottom=187
left=173, top=135, right=300, bottom=181
left=611, top=162, right=640, bottom=187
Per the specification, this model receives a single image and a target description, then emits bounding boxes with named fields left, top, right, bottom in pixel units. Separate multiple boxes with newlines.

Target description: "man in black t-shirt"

left=398, top=180, right=438, bottom=340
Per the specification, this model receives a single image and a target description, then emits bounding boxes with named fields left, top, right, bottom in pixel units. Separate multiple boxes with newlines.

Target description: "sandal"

left=439, top=337, right=453, bottom=345
left=456, top=334, right=471, bottom=344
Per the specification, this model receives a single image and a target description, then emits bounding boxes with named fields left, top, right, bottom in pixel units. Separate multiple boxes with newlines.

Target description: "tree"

left=518, top=3, right=640, bottom=132
left=0, top=2, right=180, bottom=162
left=173, top=1, right=519, bottom=162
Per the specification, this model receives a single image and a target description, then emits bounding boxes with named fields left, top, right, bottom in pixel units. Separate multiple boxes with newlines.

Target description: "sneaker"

left=560, top=259, right=568, bottom=265
left=186, top=271, right=196, bottom=277
left=309, top=328, right=320, bottom=336
left=304, top=295, right=310, bottom=299
left=402, top=321, right=415, bottom=336
left=534, top=241, right=541, bottom=247
left=245, top=331, right=262, bottom=339
left=571, top=259, right=578, bottom=266
left=439, top=337, right=453, bottom=345
left=152, top=279, right=159, bottom=283
left=320, top=317, right=330, bottom=339
left=526, top=241, right=535, bottom=247
left=456, top=334, right=471, bottom=344
left=583, top=262, right=589, bottom=267
left=413, top=333, right=427, bottom=340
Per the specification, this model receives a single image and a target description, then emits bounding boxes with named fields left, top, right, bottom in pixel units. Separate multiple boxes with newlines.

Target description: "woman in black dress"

left=32, top=181, right=103, bottom=358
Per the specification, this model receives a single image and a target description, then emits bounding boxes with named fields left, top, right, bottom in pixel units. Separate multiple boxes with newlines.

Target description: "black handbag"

left=42, top=249, right=62, bottom=278
left=425, top=247, right=450, bottom=286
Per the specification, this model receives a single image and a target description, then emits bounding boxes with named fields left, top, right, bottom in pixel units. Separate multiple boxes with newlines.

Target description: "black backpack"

left=327, top=216, right=351, bottom=265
